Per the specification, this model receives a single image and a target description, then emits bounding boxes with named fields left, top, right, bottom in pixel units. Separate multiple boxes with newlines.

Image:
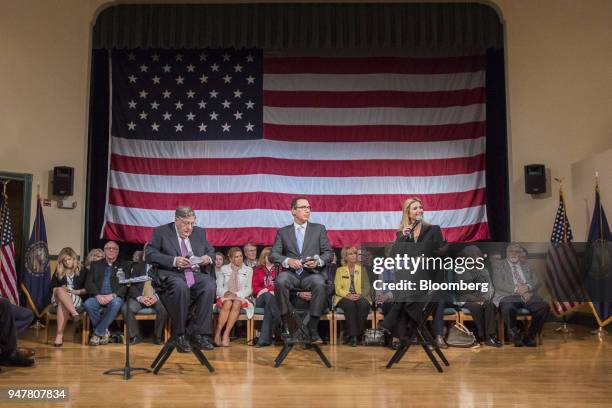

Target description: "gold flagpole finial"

left=554, top=177, right=565, bottom=197
left=1, top=180, right=9, bottom=199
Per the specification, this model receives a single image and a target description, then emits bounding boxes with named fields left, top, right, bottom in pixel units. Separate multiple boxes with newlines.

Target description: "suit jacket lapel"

left=302, top=223, right=314, bottom=256
left=287, top=225, right=300, bottom=256
left=169, top=223, right=182, bottom=256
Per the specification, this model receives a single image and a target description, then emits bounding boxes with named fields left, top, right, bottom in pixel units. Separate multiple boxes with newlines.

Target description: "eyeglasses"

left=104, top=247, right=119, bottom=251
left=295, top=206, right=311, bottom=210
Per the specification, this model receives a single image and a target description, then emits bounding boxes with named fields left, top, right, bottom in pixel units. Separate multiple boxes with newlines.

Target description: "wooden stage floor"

left=1, top=323, right=610, bottom=407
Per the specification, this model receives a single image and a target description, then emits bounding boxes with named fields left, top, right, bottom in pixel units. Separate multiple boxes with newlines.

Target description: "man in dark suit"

left=270, top=197, right=334, bottom=342
left=0, top=298, right=35, bottom=367
left=122, top=248, right=168, bottom=345
left=83, top=241, right=127, bottom=346
left=492, top=243, right=549, bottom=347
left=145, top=206, right=216, bottom=352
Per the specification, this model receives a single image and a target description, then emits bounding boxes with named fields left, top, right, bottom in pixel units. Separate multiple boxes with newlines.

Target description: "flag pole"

left=590, top=172, right=607, bottom=337
left=0, top=180, right=8, bottom=238
left=553, top=178, right=573, bottom=334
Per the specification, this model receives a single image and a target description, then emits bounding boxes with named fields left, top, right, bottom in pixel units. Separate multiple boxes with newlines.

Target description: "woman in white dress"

left=214, top=247, right=253, bottom=346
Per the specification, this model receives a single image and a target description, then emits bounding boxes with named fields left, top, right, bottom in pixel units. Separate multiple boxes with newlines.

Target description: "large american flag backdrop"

left=103, top=49, right=489, bottom=247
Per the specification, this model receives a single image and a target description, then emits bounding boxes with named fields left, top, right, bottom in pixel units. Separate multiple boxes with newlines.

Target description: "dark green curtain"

left=93, top=3, right=502, bottom=50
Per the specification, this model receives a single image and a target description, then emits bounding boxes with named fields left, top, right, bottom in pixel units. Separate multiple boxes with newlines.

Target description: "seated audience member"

left=333, top=246, right=372, bottom=346
left=492, top=243, right=549, bottom=347
left=122, top=248, right=168, bottom=345
left=214, top=251, right=226, bottom=274
left=83, top=241, right=126, bottom=346
left=0, top=297, right=35, bottom=366
left=214, top=247, right=253, bottom=346
left=84, top=248, right=104, bottom=270
left=253, top=247, right=282, bottom=347
left=456, top=246, right=501, bottom=347
left=50, top=247, right=86, bottom=347
left=243, top=243, right=258, bottom=268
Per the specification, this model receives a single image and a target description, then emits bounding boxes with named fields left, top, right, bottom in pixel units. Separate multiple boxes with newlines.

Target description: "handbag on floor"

left=445, top=322, right=476, bottom=347
left=363, top=328, right=386, bottom=346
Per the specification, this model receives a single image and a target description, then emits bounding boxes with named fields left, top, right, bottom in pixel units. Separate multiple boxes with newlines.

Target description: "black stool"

left=386, top=302, right=449, bottom=373
left=274, top=308, right=332, bottom=368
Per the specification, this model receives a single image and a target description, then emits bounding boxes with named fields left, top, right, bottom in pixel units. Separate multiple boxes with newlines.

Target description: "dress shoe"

left=129, top=336, right=142, bottom=345
left=255, top=341, right=271, bottom=348
left=522, top=336, right=537, bottom=347
left=310, top=327, right=323, bottom=344
left=153, top=337, right=163, bottom=345
left=0, top=352, right=34, bottom=367
left=484, top=336, right=502, bottom=348
left=510, top=329, right=524, bottom=347
left=176, top=335, right=192, bottom=353
left=190, top=335, right=214, bottom=350
left=16, top=347, right=35, bottom=358
left=348, top=336, right=358, bottom=347
left=53, top=342, right=63, bottom=348
left=435, top=335, right=448, bottom=349
left=390, top=340, right=401, bottom=350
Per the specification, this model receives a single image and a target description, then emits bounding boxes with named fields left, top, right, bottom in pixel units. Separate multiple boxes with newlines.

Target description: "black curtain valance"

left=93, top=3, right=503, bottom=50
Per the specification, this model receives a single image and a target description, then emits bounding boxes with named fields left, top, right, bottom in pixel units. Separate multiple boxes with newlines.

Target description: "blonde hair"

left=340, top=246, right=359, bottom=266
left=398, top=197, right=427, bottom=231
left=228, top=247, right=243, bottom=261
left=257, top=247, right=272, bottom=267
left=55, top=247, right=81, bottom=279
left=84, top=248, right=104, bottom=269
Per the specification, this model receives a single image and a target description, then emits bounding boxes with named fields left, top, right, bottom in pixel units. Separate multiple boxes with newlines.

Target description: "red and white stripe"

left=545, top=243, right=583, bottom=316
left=104, top=54, right=489, bottom=247
left=0, top=242, right=18, bottom=305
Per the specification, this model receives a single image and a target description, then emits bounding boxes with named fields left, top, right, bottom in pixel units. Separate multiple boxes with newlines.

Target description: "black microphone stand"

left=103, top=267, right=151, bottom=380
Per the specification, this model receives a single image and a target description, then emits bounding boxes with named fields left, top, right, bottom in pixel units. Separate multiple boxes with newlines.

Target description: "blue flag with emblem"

left=21, top=197, right=52, bottom=318
left=587, top=184, right=612, bottom=327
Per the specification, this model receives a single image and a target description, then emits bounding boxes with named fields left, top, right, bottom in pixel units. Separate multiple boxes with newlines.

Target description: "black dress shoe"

left=0, top=352, right=34, bottom=367
left=153, top=337, right=163, bottom=345
left=255, top=342, right=271, bottom=348
left=176, top=335, right=192, bottom=353
left=310, top=329, right=323, bottom=344
left=190, top=335, right=214, bottom=350
left=510, top=329, right=524, bottom=347
left=129, top=336, right=142, bottom=345
left=435, top=335, right=448, bottom=349
left=523, top=336, right=537, bottom=347
left=485, top=336, right=502, bottom=348
left=348, top=336, right=358, bottom=347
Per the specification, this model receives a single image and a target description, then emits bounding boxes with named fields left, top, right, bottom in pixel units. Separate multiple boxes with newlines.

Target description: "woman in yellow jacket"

left=333, top=246, right=372, bottom=346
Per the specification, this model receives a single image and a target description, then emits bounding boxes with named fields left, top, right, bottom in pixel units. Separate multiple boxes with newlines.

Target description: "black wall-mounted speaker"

left=52, top=166, right=74, bottom=196
left=524, top=164, right=546, bottom=194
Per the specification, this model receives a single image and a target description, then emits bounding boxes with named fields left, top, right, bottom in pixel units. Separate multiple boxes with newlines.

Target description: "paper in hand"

left=189, top=255, right=204, bottom=265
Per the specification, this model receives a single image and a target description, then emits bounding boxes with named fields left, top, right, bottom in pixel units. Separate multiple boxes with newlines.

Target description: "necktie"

left=511, top=264, right=524, bottom=284
left=296, top=226, right=305, bottom=276
left=180, top=238, right=195, bottom=288
left=296, top=225, right=305, bottom=253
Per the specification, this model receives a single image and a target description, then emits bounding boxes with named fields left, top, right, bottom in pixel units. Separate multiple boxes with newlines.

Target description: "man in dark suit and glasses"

left=145, top=206, right=216, bottom=352
left=270, top=197, right=334, bottom=342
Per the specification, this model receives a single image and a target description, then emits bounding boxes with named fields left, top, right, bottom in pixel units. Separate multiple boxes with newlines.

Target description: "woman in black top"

left=381, top=197, right=444, bottom=342
left=51, top=247, right=86, bottom=346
